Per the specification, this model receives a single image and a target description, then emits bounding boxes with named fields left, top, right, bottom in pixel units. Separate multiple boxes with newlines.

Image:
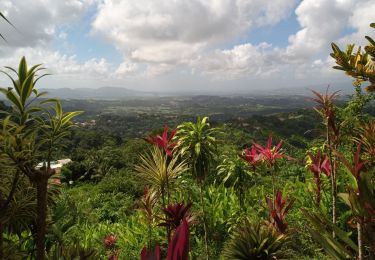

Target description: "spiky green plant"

left=176, top=116, right=221, bottom=259
left=221, top=219, right=289, bottom=260
left=135, top=146, right=188, bottom=208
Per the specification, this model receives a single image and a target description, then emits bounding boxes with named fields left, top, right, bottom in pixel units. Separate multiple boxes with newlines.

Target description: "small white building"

left=36, top=158, right=72, bottom=174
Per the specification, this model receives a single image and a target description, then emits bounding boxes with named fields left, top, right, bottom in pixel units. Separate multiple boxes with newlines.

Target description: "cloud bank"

left=0, top=0, right=374, bottom=91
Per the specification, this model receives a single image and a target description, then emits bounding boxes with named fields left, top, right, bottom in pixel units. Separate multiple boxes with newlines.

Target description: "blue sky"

left=53, top=5, right=122, bottom=65
left=0, top=0, right=374, bottom=92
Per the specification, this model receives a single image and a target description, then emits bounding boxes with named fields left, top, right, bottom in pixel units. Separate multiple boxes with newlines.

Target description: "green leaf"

left=21, top=72, right=35, bottom=104
left=194, top=142, right=201, bottom=155
left=18, top=56, right=27, bottom=83
left=61, top=111, right=82, bottom=126
left=34, top=73, right=51, bottom=86
left=1, top=70, right=19, bottom=91
left=40, top=98, right=59, bottom=104
left=0, top=12, right=14, bottom=27
left=6, top=90, right=23, bottom=112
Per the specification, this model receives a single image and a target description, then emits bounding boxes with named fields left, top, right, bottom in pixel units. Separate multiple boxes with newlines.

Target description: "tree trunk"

left=315, top=175, right=321, bottom=207
left=0, top=222, right=3, bottom=259
left=358, top=219, right=363, bottom=260
left=331, top=156, right=337, bottom=238
left=239, top=169, right=244, bottom=208
left=326, top=122, right=337, bottom=238
left=199, top=183, right=209, bottom=260
left=36, top=177, right=49, bottom=260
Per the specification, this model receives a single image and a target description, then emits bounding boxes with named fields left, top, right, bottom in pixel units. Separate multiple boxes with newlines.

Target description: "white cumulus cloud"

left=92, top=0, right=297, bottom=70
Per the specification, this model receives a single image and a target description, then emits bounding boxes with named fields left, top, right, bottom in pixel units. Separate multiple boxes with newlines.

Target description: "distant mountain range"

left=1, top=84, right=355, bottom=100
left=40, top=87, right=158, bottom=100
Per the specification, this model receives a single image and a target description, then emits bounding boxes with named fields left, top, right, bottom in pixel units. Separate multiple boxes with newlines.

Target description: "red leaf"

left=141, top=245, right=161, bottom=260
left=254, top=135, right=285, bottom=167
left=144, top=125, right=178, bottom=158
left=167, top=219, right=190, bottom=260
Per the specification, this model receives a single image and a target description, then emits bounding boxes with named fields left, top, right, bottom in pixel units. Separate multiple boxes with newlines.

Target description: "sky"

left=0, top=0, right=374, bottom=93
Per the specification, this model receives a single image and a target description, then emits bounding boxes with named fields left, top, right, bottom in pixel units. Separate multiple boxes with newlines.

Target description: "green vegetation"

left=1, top=23, right=375, bottom=260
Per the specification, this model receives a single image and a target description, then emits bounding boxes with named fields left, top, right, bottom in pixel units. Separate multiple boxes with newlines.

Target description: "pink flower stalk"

left=145, top=125, right=177, bottom=157
left=103, top=234, right=117, bottom=250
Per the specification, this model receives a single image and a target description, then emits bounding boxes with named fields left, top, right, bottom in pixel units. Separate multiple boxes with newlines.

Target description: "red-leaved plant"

left=141, top=219, right=190, bottom=260
left=144, top=125, right=177, bottom=157
left=253, top=135, right=291, bottom=199
left=166, top=219, right=190, bottom=260
left=335, top=144, right=375, bottom=257
left=240, top=145, right=261, bottom=170
left=266, top=191, right=295, bottom=233
left=141, top=244, right=161, bottom=260
left=254, top=135, right=285, bottom=167
left=307, top=150, right=331, bottom=206
left=159, top=202, right=194, bottom=232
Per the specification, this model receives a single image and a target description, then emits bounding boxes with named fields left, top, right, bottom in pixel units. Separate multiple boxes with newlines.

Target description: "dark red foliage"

left=337, top=144, right=366, bottom=181
left=307, top=150, right=331, bottom=177
left=266, top=191, right=295, bottom=233
left=144, top=125, right=177, bottom=157
left=141, top=244, right=161, bottom=260
left=159, top=202, right=193, bottom=231
left=254, top=135, right=284, bottom=167
left=307, top=150, right=331, bottom=205
left=108, top=254, right=119, bottom=260
left=167, top=219, right=190, bottom=260
left=311, top=89, right=340, bottom=138
left=240, top=145, right=261, bottom=170
left=364, top=202, right=375, bottom=216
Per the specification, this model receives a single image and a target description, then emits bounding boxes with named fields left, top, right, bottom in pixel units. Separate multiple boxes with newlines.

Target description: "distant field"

left=61, top=95, right=317, bottom=120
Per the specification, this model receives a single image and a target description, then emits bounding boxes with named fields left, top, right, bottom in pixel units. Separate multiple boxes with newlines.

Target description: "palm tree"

left=176, top=116, right=220, bottom=260
left=0, top=57, right=81, bottom=259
